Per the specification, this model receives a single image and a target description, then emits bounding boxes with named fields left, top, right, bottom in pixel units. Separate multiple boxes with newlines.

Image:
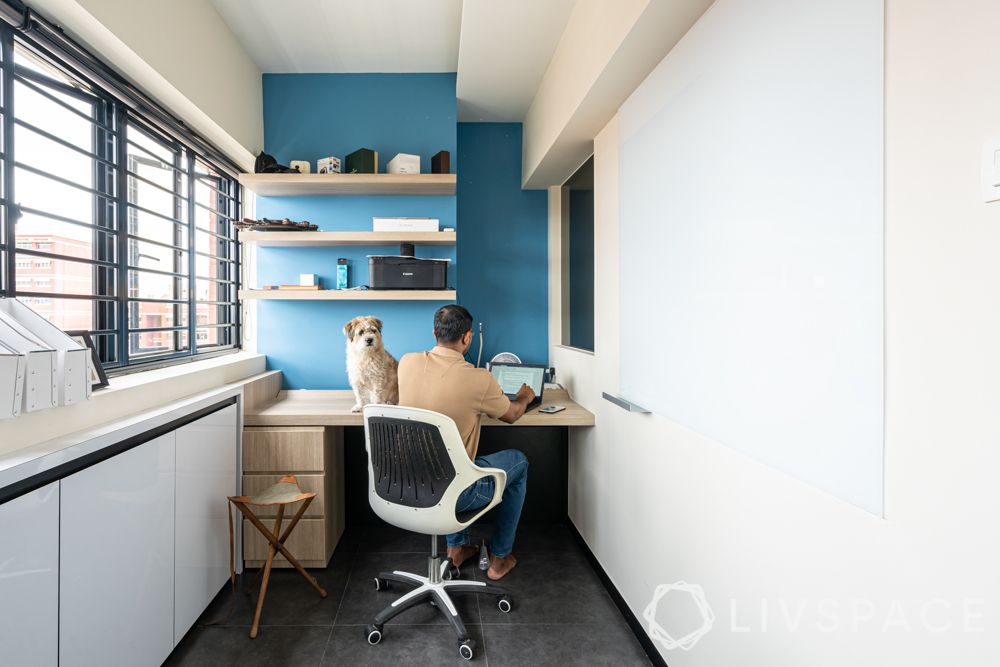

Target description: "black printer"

left=368, top=255, right=449, bottom=290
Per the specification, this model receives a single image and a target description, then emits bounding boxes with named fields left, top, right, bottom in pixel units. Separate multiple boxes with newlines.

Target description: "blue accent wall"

left=457, top=123, right=548, bottom=366
left=255, top=76, right=547, bottom=388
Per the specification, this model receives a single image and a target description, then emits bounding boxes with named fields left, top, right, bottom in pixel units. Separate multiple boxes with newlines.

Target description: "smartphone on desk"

left=539, top=405, right=566, bottom=414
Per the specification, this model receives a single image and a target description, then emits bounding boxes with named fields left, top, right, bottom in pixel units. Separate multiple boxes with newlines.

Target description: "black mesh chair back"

left=367, top=416, right=457, bottom=508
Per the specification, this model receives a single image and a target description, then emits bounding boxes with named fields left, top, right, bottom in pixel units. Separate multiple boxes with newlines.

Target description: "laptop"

left=489, top=362, right=545, bottom=411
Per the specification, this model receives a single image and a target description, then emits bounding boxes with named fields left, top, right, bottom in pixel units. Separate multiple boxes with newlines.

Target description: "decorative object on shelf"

left=387, top=153, right=420, bottom=174
left=289, top=160, right=311, bottom=174
left=254, top=151, right=299, bottom=174
left=372, top=217, right=440, bottom=232
left=369, top=256, right=449, bottom=290
left=300, top=273, right=319, bottom=287
left=236, top=218, right=318, bottom=232
left=337, top=259, right=349, bottom=290
left=345, top=148, right=378, bottom=174
left=64, top=330, right=108, bottom=390
left=317, top=156, right=342, bottom=174
left=431, top=150, right=450, bottom=174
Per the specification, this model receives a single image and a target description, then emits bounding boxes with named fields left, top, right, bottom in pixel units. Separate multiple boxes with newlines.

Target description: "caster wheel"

left=364, top=624, right=383, bottom=645
left=458, top=639, right=476, bottom=660
left=498, top=595, right=512, bottom=613
left=443, top=565, right=460, bottom=580
left=373, top=577, right=389, bottom=591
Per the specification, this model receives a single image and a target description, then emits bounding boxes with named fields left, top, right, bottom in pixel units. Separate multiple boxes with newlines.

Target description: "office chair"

left=362, top=404, right=513, bottom=660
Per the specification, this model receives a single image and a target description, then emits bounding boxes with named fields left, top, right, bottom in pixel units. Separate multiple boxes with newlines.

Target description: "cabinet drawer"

left=243, top=518, right=327, bottom=563
left=242, top=474, right=325, bottom=517
left=243, top=427, right=325, bottom=472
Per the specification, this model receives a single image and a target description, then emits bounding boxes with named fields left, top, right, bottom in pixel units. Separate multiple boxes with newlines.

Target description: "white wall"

left=555, top=1, right=1000, bottom=664
left=27, top=0, right=262, bottom=169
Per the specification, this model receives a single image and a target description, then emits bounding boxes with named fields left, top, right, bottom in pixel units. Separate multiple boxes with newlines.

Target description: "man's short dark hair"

left=434, top=305, right=473, bottom=343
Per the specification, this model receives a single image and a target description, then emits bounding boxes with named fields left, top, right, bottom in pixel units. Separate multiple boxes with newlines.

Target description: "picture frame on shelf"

left=65, top=330, right=109, bottom=390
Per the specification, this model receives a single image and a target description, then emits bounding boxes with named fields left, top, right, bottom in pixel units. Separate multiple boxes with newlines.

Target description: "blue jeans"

left=446, top=449, right=528, bottom=558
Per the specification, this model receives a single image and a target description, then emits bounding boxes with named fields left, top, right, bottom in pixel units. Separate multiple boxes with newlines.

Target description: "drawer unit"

left=242, top=426, right=344, bottom=569
left=243, top=426, right=325, bottom=472
left=243, top=518, right=329, bottom=565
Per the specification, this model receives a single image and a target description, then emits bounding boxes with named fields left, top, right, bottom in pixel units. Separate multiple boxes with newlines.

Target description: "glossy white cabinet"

left=0, top=482, right=59, bottom=666
left=174, top=403, right=239, bottom=644
left=60, top=433, right=176, bottom=667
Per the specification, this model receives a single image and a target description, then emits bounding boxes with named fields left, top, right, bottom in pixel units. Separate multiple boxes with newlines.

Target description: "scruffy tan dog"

left=343, top=315, right=399, bottom=412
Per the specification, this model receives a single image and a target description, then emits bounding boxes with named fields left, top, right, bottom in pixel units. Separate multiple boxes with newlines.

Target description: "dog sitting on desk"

left=343, top=315, right=399, bottom=412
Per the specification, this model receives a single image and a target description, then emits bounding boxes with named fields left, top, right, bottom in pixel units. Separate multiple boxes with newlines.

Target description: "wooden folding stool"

left=228, top=474, right=327, bottom=638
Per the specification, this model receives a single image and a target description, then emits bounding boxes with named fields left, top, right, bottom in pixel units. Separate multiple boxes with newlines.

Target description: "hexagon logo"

left=643, top=581, right=715, bottom=651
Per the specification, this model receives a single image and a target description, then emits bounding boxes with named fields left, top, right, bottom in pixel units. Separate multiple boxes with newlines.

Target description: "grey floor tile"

left=483, top=623, right=651, bottom=667
left=354, top=523, right=439, bottom=553
left=165, top=625, right=333, bottom=667
left=197, top=551, right=353, bottom=628
left=508, top=521, right=579, bottom=553
left=478, top=548, right=622, bottom=625
left=336, top=551, right=482, bottom=626
left=321, top=624, right=486, bottom=666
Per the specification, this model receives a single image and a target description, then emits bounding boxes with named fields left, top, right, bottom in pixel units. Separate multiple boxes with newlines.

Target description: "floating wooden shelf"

left=239, top=173, right=456, bottom=196
left=238, top=230, right=456, bottom=247
left=239, top=289, right=456, bottom=302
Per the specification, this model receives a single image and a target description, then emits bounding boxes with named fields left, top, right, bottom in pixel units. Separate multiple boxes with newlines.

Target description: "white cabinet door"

left=60, top=433, right=176, bottom=667
left=0, top=482, right=59, bottom=666
left=174, top=403, right=238, bottom=644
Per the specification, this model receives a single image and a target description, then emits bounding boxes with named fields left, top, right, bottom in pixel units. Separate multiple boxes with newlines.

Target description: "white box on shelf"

left=0, top=298, right=90, bottom=406
left=387, top=153, right=420, bottom=174
left=0, top=340, right=26, bottom=419
left=372, top=217, right=440, bottom=232
left=299, top=273, right=318, bottom=287
left=0, top=311, right=56, bottom=412
left=317, top=157, right=341, bottom=174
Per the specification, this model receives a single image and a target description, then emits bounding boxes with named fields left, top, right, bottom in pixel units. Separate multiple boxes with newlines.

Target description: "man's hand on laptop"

left=499, top=383, right=536, bottom=424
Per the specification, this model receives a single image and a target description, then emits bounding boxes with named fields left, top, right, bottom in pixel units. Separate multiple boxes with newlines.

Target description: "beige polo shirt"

left=397, top=346, right=511, bottom=460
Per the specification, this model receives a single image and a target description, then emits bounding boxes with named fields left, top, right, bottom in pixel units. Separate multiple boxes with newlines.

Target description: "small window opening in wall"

left=562, top=156, right=594, bottom=352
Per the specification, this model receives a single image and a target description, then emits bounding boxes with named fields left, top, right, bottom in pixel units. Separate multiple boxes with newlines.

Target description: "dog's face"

left=343, top=316, right=384, bottom=352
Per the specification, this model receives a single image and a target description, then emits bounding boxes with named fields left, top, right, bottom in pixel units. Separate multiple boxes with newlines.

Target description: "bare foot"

left=487, top=554, right=517, bottom=581
left=446, top=545, right=479, bottom=568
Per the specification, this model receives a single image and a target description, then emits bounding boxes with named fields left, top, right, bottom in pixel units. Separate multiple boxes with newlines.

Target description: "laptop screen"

left=490, top=364, right=545, bottom=397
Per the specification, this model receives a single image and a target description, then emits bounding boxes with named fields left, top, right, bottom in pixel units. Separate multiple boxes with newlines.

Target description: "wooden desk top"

left=244, top=388, right=595, bottom=427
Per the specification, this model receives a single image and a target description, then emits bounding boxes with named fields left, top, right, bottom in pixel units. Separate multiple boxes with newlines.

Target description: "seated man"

left=397, top=305, right=536, bottom=580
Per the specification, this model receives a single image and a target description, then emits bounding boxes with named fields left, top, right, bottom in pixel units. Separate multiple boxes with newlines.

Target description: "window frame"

left=0, top=24, right=242, bottom=374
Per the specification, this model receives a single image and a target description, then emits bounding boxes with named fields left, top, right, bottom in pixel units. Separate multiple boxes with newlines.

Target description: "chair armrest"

left=475, top=466, right=507, bottom=507
left=457, top=465, right=507, bottom=527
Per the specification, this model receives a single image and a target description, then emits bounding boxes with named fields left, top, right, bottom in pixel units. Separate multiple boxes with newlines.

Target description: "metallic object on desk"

left=486, top=352, right=520, bottom=372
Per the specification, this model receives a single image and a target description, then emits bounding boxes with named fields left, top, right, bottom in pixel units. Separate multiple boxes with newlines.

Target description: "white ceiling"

left=210, top=0, right=576, bottom=122
left=456, top=0, right=576, bottom=121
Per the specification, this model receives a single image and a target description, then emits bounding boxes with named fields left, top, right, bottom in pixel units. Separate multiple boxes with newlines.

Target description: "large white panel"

left=0, top=482, right=59, bottom=666
left=174, top=404, right=239, bottom=645
left=60, top=434, right=176, bottom=667
left=618, top=0, right=884, bottom=512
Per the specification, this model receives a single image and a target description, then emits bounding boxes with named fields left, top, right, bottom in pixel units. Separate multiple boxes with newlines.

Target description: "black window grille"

left=0, top=24, right=241, bottom=372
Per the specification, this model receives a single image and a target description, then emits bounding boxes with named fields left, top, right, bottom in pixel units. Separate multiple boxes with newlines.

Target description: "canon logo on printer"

left=403, top=272, right=414, bottom=276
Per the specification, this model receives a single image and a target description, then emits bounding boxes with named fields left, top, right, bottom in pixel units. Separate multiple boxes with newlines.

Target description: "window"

left=561, top=156, right=594, bottom=351
left=0, top=27, right=241, bottom=371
